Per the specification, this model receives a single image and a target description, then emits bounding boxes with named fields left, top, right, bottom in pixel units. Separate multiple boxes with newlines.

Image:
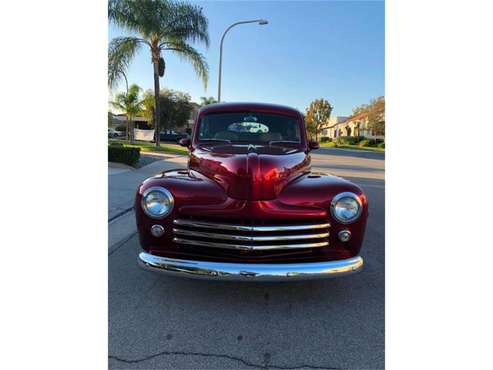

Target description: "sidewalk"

left=108, top=154, right=188, bottom=250
left=108, top=154, right=187, bottom=220
left=108, top=162, right=133, bottom=176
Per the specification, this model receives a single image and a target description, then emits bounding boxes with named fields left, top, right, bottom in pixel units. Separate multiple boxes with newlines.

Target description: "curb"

left=109, top=207, right=133, bottom=223
left=108, top=210, right=137, bottom=254
left=140, top=151, right=187, bottom=158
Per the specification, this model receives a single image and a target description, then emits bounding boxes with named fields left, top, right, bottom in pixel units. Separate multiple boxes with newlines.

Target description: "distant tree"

left=352, top=103, right=369, bottom=116
left=110, top=84, right=144, bottom=142
left=108, top=111, right=114, bottom=127
left=108, top=0, right=209, bottom=147
left=305, top=99, right=333, bottom=141
left=304, top=112, right=316, bottom=140
left=142, top=90, right=155, bottom=127
left=199, top=96, right=217, bottom=106
left=351, top=96, right=385, bottom=136
left=158, top=89, right=193, bottom=132
left=367, top=96, right=385, bottom=136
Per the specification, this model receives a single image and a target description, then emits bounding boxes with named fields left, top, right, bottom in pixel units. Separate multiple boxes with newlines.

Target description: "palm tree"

left=199, top=96, right=217, bottom=106
left=111, top=84, right=145, bottom=143
left=108, top=0, right=209, bottom=147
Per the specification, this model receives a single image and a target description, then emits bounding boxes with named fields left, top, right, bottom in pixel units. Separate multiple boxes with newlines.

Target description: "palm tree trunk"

left=130, top=119, right=134, bottom=144
left=152, top=52, right=160, bottom=147
left=126, top=114, right=130, bottom=142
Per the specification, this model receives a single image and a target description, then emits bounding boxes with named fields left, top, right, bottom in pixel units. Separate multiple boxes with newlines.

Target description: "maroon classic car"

left=135, top=102, right=368, bottom=281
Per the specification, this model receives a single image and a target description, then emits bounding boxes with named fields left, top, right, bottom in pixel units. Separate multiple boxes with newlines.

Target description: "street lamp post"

left=217, top=19, right=268, bottom=102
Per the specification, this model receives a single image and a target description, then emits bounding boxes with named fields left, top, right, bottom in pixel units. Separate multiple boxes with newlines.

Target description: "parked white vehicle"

left=108, top=128, right=122, bottom=138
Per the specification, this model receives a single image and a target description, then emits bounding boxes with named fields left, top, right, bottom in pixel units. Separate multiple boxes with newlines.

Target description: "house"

left=111, top=113, right=149, bottom=129
left=320, top=116, right=349, bottom=138
left=321, top=112, right=384, bottom=140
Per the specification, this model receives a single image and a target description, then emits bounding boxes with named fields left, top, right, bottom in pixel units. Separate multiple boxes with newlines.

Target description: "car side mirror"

left=308, top=140, right=320, bottom=151
left=178, top=138, right=191, bottom=147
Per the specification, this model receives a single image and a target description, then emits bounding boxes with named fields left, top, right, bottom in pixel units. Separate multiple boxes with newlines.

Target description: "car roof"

left=199, top=102, right=302, bottom=117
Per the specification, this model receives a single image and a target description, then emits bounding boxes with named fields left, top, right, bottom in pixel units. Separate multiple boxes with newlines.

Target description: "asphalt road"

left=109, top=148, right=385, bottom=370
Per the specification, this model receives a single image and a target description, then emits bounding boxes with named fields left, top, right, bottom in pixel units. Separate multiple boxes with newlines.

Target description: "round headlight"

left=141, top=187, right=174, bottom=219
left=330, top=192, right=362, bottom=224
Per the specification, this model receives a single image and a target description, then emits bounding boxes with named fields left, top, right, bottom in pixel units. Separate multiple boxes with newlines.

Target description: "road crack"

left=108, top=231, right=137, bottom=256
left=109, top=350, right=340, bottom=369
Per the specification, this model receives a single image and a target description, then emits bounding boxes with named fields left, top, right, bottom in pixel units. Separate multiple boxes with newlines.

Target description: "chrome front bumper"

left=138, top=252, right=363, bottom=281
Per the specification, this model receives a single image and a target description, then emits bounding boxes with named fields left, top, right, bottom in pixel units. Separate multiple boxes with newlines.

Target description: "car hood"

left=189, top=144, right=310, bottom=200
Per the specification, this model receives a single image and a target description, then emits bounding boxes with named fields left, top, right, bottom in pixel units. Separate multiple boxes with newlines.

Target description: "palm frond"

left=111, top=84, right=144, bottom=116
left=159, top=1, right=209, bottom=47
left=109, top=0, right=209, bottom=47
left=108, top=37, right=142, bottom=89
left=163, top=41, right=209, bottom=87
left=109, top=0, right=161, bottom=38
left=110, top=101, right=125, bottom=111
left=126, top=84, right=141, bottom=101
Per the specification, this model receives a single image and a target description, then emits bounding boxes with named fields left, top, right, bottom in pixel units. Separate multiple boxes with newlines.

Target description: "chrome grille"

left=172, top=218, right=330, bottom=251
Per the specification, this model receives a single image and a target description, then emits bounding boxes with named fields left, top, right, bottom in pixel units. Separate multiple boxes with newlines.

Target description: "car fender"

left=135, top=169, right=228, bottom=248
left=278, top=172, right=368, bottom=255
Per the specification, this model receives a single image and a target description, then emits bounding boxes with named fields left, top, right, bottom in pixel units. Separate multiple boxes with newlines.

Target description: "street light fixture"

left=217, top=19, right=269, bottom=102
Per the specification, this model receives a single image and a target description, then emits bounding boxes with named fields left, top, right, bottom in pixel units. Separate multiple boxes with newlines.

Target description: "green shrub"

left=335, top=136, right=344, bottom=145
left=350, top=136, right=366, bottom=145
left=336, top=136, right=366, bottom=145
left=358, top=139, right=370, bottom=147
left=370, top=139, right=382, bottom=147
left=378, top=142, right=385, bottom=149
left=320, top=137, right=332, bottom=143
left=323, top=141, right=337, bottom=147
left=108, top=145, right=140, bottom=165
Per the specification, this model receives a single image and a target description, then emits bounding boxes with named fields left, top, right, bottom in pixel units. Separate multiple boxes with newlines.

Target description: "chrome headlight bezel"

left=141, top=186, right=174, bottom=219
left=330, top=192, right=363, bottom=224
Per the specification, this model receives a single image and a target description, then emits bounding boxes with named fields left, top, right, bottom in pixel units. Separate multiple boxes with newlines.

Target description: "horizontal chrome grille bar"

left=173, top=219, right=330, bottom=232
left=173, top=237, right=329, bottom=251
left=173, top=228, right=329, bottom=242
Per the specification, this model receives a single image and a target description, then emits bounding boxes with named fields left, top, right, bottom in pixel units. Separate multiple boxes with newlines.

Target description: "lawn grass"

left=320, top=142, right=385, bottom=152
left=108, top=139, right=188, bottom=155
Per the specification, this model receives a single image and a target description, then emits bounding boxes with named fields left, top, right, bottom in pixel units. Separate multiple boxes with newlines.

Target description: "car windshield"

left=198, top=112, right=301, bottom=145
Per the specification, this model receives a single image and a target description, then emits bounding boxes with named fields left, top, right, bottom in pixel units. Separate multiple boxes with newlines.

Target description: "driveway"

left=108, top=149, right=385, bottom=369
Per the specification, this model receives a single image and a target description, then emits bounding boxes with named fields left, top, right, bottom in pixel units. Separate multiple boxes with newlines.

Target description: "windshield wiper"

left=199, top=139, right=231, bottom=144
left=268, top=140, right=300, bottom=146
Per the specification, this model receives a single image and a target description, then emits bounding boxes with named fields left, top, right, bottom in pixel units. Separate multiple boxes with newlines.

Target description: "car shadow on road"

left=313, top=163, right=385, bottom=174
left=315, top=147, right=385, bottom=160
left=343, top=175, right=385, bottom=192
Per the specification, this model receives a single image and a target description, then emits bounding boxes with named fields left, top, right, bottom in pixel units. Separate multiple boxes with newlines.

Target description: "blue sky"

left=108, top=0, right=384, bottom=116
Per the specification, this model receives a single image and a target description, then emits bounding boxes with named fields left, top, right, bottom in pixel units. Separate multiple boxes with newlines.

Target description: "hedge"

left=108, top=145, right=140, bottom=166
left=336, top=136, right=366, bottom=145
